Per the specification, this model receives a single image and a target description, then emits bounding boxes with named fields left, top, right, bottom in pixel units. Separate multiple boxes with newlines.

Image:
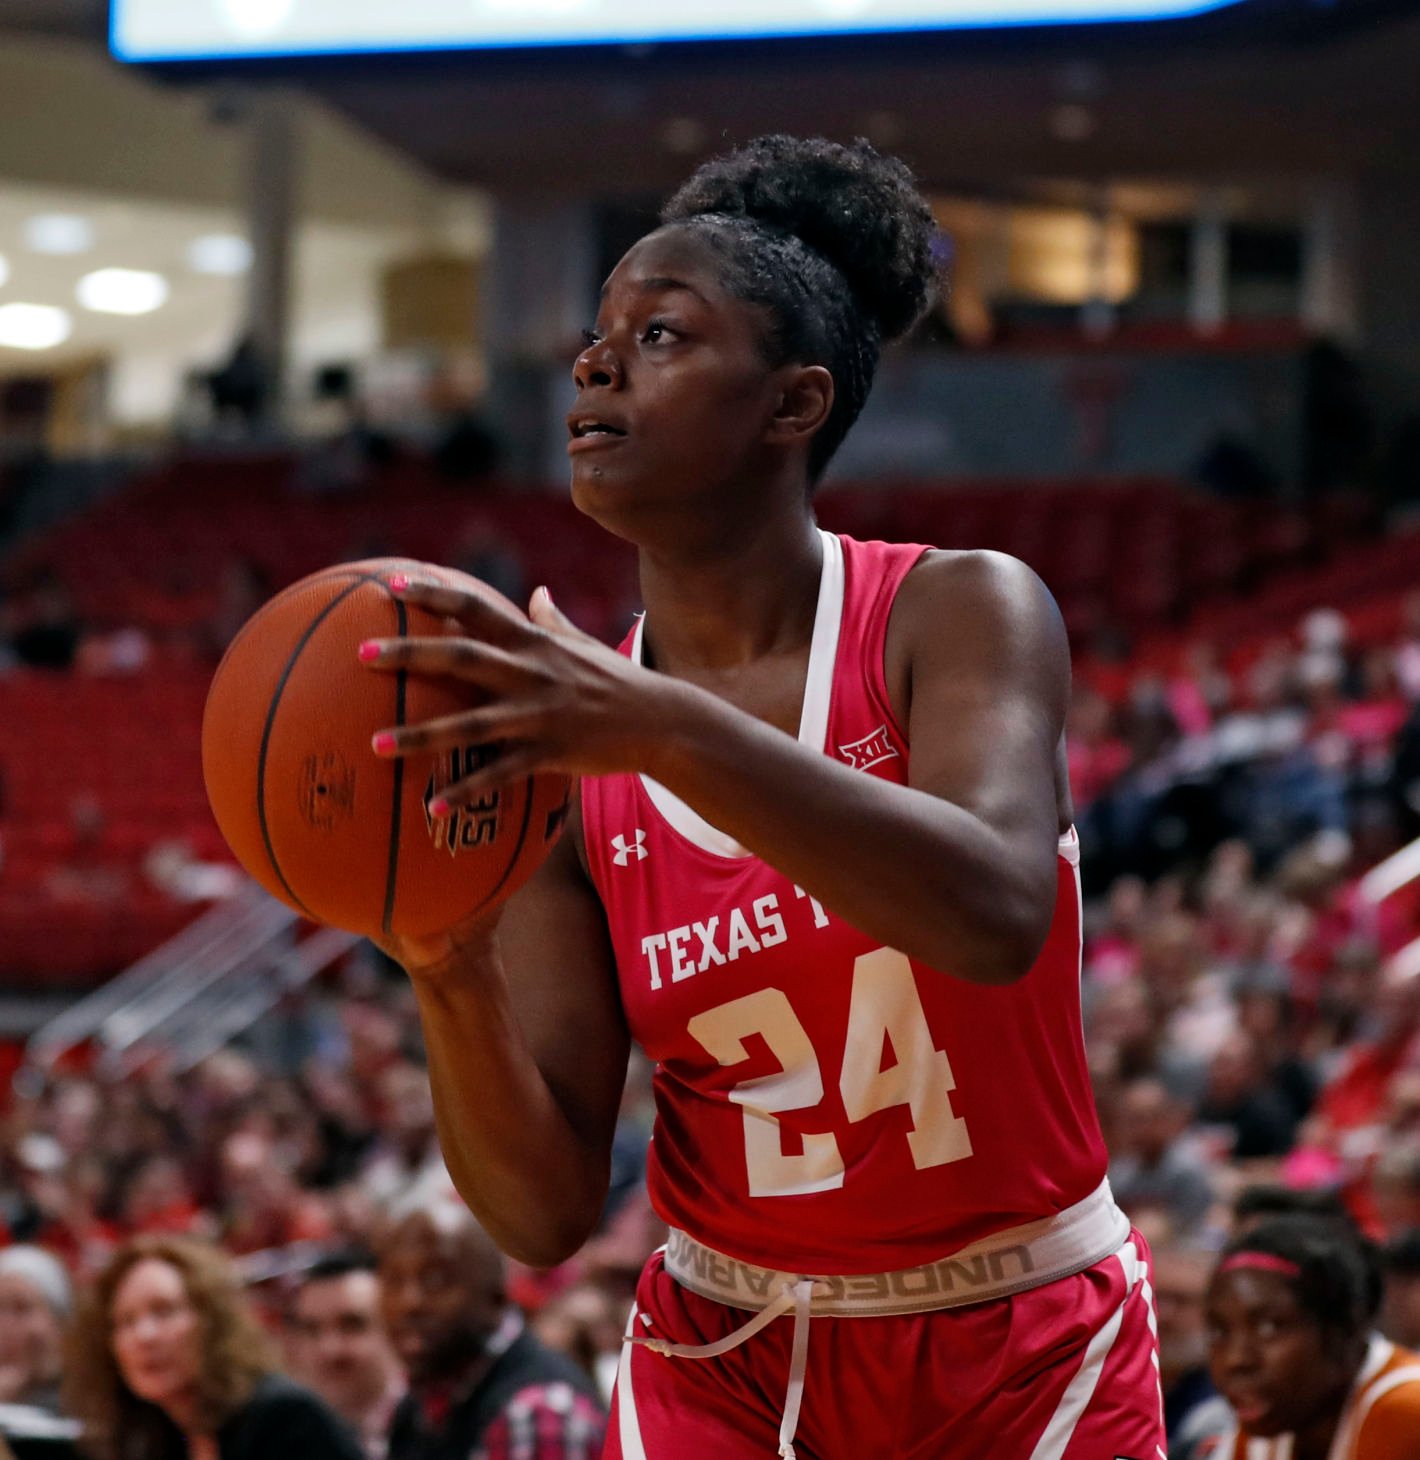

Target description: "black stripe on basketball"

left=471, top=771, right=537, bottom=918
left=256, top=572, right=383, bottom=917
left=381, top=596, right=409, bottom=938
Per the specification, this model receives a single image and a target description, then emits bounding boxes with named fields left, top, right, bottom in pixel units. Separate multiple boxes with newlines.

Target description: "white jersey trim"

left=630, top=528, right=844, bottom=860
left=1027, top=1237, right=1144, bottom=1460
left=615, top=1303, right=649, bottom=1460
left=1326, top=1335, right=1420, bottom=1460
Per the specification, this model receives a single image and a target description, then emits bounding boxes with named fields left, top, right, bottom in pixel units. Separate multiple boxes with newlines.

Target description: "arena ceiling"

left=3, top=0, right=1420, bottom=197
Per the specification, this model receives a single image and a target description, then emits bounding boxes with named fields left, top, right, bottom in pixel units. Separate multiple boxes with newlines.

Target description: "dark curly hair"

left=1213, top=1216, right=1374, bottom=1351
left=660, top=134, right=938, bottom=482
left=64, top=1236, right=279, bottom=1460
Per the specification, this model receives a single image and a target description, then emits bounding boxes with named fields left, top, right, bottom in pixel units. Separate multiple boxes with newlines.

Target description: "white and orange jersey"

left=1209, top=1337, right=1420, bottom=1460
left=580, top=531, right=1110, bottom=1275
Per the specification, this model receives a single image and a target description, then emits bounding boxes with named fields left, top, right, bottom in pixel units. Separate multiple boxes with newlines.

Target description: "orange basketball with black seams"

left=201, top=557, right=571, bottom=939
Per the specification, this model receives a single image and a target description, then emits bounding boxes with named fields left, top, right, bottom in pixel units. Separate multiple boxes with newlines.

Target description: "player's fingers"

left=372, top=703, right=540, bottom=757
left=358, top=636, right=525, bottom=689
left=428, top=745, right=546, bottom=813
left=389, top=575, right=530, bottom=646
left=527, top=585, right=588, bottom=642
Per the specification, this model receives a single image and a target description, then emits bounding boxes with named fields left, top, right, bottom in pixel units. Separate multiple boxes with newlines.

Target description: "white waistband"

left=663, top=1177, right=1130, bottom=1317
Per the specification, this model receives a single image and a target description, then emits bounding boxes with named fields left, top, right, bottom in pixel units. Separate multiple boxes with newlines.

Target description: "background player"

left=1204, top=1216, right=1420, bottom=1459
left=362, top=134, right=1164, bottom=1457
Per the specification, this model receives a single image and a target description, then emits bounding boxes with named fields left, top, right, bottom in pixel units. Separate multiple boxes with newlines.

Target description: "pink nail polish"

left=540, top=585, right=554, bottom=608
left=389, top=573, right=409, bottom=594
left=358, top=640, right=381, bottom=663
left=372, top=732, right=397, bottom=755
left=428, top=796, right=450, bottom=818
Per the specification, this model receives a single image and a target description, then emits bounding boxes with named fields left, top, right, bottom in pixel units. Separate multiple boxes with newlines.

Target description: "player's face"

left=1205, top=1269, right=1354, bottom=1436
left=568, top=227, right=788, bottom=530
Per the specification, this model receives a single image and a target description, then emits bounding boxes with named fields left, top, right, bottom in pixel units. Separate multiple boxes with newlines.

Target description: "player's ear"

left=764, top=364, right=834, bottom=449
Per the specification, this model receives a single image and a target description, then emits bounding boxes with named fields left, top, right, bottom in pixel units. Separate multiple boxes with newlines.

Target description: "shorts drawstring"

left=777, top=1278, right=816, bottom=1458
left=628, top=1276, right=825, bottom=1459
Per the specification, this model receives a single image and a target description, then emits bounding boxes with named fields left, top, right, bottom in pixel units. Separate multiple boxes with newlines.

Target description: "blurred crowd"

left=0, top=962, right=658, bottom=1457
left=1072, top=595, right=1420, bottom=886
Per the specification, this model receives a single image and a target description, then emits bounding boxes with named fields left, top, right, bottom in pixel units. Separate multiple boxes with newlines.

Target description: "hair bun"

left=663, top=134, right=937, bottom=344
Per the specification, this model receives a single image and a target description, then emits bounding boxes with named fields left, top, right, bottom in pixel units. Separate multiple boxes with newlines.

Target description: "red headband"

left=1218, top=1253, right=1303, bottom=1279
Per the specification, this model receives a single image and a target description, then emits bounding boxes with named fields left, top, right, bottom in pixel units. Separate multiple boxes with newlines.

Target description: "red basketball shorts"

left=604, top=1232, right=1165, bottom=1460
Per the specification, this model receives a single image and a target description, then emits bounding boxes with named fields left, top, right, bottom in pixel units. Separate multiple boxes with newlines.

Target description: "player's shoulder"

left=895, top=547, right=1060, bottom=630
left=889, top=547, right=1068, bottom=702
left=1357, top=1349, right=1420, bottom=1456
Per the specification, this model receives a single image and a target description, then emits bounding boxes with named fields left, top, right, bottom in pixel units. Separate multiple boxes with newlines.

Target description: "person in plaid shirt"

left=380, top=1205, right=604, bottom=1460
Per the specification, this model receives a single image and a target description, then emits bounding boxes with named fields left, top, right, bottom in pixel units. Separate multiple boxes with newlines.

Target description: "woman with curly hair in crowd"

left=65, top=1236, right=363, bottom=1460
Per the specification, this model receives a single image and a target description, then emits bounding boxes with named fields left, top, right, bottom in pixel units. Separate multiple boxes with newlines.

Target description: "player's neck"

left=1290, top=1362, right=1363, bottom=1460
left=637, top=510, right=822, bottom=673
left=1291, top=1414, right=1343, bottom=1460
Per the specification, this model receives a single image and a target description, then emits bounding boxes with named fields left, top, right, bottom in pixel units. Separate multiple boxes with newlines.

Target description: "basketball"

left=201, top=558, right=571, bottom=940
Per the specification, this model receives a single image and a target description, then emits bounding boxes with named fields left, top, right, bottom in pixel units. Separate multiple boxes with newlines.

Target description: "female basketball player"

left=361, top=135, right=1164, bottom=1459
left=1204, top=1217, right=1420, bottom=1459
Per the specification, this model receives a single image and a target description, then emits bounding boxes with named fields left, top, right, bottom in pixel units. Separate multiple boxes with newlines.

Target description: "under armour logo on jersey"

left=611, top=830, right=648, bottom=866
left=837, top=724, right=900, bottom=772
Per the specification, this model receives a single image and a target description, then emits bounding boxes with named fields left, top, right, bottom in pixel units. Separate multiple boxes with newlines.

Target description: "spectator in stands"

left=1083, top=874, right=1146, bottom=985
left=1195, top=1031, right=1301, bottom=1160
left=1108, top=1077, right=1217, bottom=1236
left=1140, top=912, right=1230, bottom=1097
left=207, top=336, right=269, bottom=436
left=1380, top=1232, right=1420, bottom=1349
left=44, top=797, right=130, bottom=910
left=206, top=560, right=272, bottom=661
left=528, top=1285, right=623, bottom=1407
left=379, top=1206, right=604, bottom=1460
left=65, top=1235, right=362, bottom=1460
left=9, top=570, right=81, bottom=671
left=1309, top=968, right=1420, bottom=1160
left=2, top=1133, right=69, bottom=1246
left=1153, top=1245, right=1232, bottom=1460
left=287, top=1254, right=404, bottom=1460
left=1394, top=593, right=1420, bottom=705
left=0, top=1247, right=72, bottom=1412
left=217, top=1132, right=334, bottom=1256
left=1394, top=699, right=1420, bottom=842
left=120, top=1156, right=206, bottom=1240
left=1371, top=1139, right=1420, bottom=1238
left=357, top=1064, right=449, bottom=1219
left=1066, top=685, right=1131, bottom=813
left=1233, top=978, right=1318, bottom=1127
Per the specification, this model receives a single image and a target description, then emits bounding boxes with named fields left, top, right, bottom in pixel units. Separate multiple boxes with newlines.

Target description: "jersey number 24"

left=687, top=947, right=973, bottom=1198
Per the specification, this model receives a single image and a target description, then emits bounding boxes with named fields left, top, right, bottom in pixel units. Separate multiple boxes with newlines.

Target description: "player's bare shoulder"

left=885, top=548, right=1071, bottom=724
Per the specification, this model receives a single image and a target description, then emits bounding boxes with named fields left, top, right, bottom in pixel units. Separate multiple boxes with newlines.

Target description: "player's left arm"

left=639, top=549, right=1068, bottom=984
left=366, top=555, right=1068, bottom=985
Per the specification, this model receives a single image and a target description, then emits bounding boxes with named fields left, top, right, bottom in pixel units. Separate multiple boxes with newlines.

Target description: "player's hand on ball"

left=360, top=575, right=661, bottom=811
left=367, top=895, right=504, bottom=982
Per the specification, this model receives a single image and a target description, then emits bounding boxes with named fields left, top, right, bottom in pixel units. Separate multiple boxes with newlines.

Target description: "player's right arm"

left=374, top=797, right=630, bottom=1268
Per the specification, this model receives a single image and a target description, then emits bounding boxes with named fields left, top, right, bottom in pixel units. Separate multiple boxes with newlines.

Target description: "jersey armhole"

left=868, top=541, right=933, bottom=747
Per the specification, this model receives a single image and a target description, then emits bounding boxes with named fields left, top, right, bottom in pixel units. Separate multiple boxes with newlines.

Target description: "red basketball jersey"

left=581, top=532, right=1108, bottom=1274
